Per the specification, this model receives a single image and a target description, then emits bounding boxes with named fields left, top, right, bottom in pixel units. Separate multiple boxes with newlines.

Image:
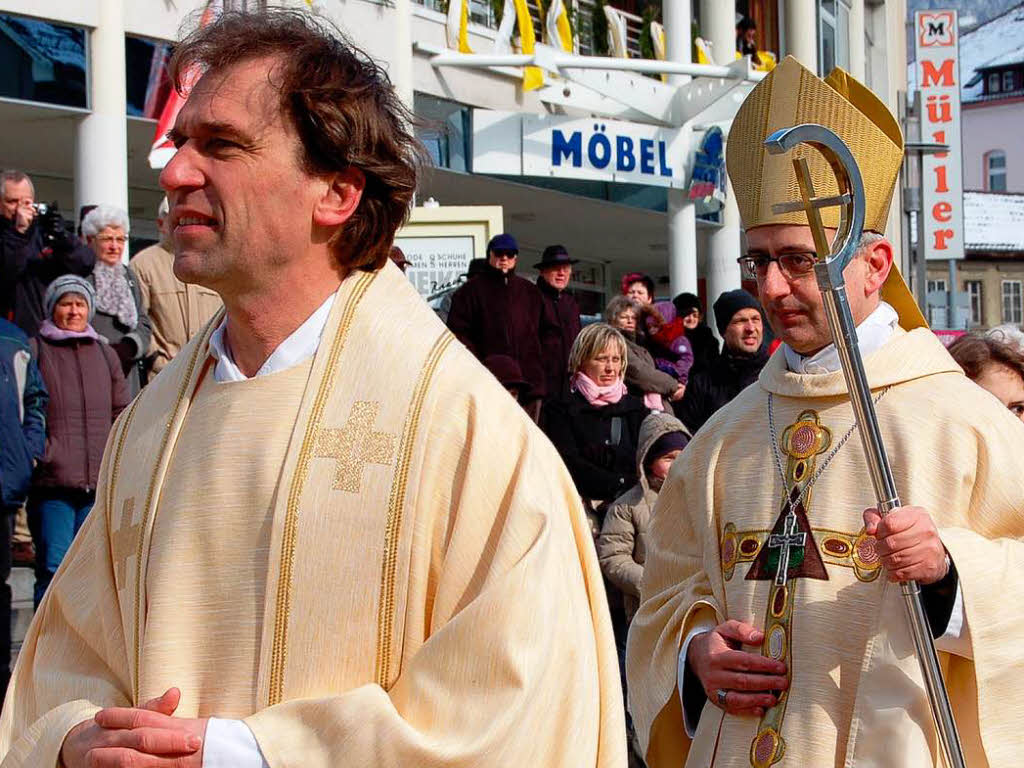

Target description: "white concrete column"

left=393, top=0, right=414, bottom=108
left=75, top=0, right=128, bottom=227
left=849, top=0, right=865, bottom=81
left=700, top=0, right=743, bottom=333
left=663, top=0, right=697, bottom=297
left=783, top=0, right=818, bottom=71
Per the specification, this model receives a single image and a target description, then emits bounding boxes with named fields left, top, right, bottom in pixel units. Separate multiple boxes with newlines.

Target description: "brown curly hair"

left=169, top=9, right=423, bottom=271
left=947, top=332, right=1024, bottom=383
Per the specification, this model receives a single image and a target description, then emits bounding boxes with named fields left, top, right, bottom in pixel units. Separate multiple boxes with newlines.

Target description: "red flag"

left=147, top=2, right=219, bottom=169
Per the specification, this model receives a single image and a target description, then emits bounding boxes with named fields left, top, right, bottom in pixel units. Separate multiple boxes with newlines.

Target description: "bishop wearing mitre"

left=0, top=11, right=625, bottom=768
left=627, top=56, right=1024, bottom=768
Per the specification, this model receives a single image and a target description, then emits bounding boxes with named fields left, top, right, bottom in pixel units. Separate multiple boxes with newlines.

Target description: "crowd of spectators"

left=0, top=170, right=224, bottom=708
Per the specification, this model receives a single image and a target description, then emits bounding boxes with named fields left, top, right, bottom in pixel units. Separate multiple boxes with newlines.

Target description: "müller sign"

left=472, top=110, right=689, bottom=189
left=914, top=9, right=965, bottom=261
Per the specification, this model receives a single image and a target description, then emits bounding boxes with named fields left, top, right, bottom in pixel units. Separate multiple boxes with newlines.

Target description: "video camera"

left=30, top=201, right=69, bottom=248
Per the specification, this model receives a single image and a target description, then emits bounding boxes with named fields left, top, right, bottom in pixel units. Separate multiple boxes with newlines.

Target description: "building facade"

left=926, top=3, right=1024, bottom=329
left=0, top=0, right=907, bottom=322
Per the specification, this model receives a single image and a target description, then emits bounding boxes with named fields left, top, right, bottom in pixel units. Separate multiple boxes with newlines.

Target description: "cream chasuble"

left=0, top=261, right=626, bottom=767
left=627, top=328, right=1024, bottom=768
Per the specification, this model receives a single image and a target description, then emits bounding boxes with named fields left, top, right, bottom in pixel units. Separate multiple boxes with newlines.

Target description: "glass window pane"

left=126, top=36, right=172, bottom=118
left=820, top=18, right=836, bottom=73
left=1004, top=71, right=1015, bottom=91
left=0, top=13, right=86, bottom=108
left=991, top=173, right=1007, bottom=192
left=989, top=153, right=1006, bottom=169
left=989, top=73, right=1001, bottom=92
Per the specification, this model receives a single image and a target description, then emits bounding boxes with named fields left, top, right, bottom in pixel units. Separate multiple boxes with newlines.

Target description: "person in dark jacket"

left=673, top=291, right=720, bottom=374
left=0, top=316, right=47, bottom=704
left=447, top=233, right=551, bottom=420
left=674, top=288, right=769, bottom=434
left=0, top=170, right=95, bottom=337
left=80, top=204, right=152, bottom=396
left=29, top=275, right=129, bottom=607
left=545, top=323, right=649, bottom=518
left=535, top=245, right=582, bottom=402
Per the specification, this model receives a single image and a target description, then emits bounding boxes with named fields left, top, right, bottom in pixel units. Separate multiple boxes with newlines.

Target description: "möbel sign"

left=915, top=9, right=965, bottom=261
left=471, top=110, right=687, bottom=189
left=524, top=115, right=685, bottom=187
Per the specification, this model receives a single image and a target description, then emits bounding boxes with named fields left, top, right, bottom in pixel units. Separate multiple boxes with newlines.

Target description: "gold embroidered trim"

left=375, top=331, right=454, bottom=689
left=131, top=332, right=210, bottom=703
left=268, top=270, right=377, bottom=705
left=105, top=395, right=141, bottom=523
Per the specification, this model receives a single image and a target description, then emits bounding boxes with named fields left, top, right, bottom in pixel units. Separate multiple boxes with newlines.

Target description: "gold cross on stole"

left=111, top=497, right=141, bottom=589
left=717, top=410, right=878, bottom=768
left=314, top=401, right=397, bottom=494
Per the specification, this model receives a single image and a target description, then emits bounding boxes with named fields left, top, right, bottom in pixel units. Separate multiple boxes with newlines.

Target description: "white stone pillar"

left=700, top=0, right=743, bottom=335
left=663, top=0, right=697, bottom=297
left=393, top=0, right=414, bottom=107
left=849, top=0, right=866, bottom=80
left=783, top=0, right=818, bottom=71
left=75, top=0, right=128, bottom=230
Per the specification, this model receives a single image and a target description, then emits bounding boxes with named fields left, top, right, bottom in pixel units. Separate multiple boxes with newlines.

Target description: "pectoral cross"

left=314, top=401, right=397, bottom=494
left=767, top=512, right=807, bottom=587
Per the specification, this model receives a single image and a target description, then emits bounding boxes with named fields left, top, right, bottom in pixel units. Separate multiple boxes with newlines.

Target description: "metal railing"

left=412, top=0, right=644, bottom=59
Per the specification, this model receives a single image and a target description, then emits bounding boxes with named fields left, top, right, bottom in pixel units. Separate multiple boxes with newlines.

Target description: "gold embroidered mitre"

left=727, top=56, right=926, bottom=331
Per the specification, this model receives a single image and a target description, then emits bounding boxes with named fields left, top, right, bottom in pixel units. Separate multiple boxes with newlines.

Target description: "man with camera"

left=1, top=170, right=95, bottom=337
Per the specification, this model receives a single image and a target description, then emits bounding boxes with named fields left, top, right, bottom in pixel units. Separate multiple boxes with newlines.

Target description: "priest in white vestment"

left=627, top=56, right=1024, bottom=768
left=0, top=12, right=626, bottom=768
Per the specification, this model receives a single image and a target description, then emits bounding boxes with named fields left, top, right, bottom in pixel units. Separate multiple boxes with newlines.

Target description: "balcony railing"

left=413, top=0, right=645, bottom=59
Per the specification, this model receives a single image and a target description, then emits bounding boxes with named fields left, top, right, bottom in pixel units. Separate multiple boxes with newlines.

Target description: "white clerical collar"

left=783, top=302, right=899, bottom=375
left=209, top=290, right=337, bottom=383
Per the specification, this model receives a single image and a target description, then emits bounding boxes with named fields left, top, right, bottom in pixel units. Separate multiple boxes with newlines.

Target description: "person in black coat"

left=535, top=244, right=582, bottom=402
left=447, top=234, right=553, bottom=418
left=673, top=291, right=720, bottom=375
left=545, top=323, right=650, bottom=508
left=674, top=289, right=769, bottom=434
left=0, top=171, right=95, bottom=337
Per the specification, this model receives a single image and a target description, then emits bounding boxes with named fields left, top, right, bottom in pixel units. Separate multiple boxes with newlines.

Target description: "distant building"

left=925, top=4, right=1024, bottom=328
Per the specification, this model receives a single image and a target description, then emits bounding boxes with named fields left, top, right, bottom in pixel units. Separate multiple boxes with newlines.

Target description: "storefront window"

left=126, top=35, right=173, bottom=118
left=0, top=13, right=87, bottom=108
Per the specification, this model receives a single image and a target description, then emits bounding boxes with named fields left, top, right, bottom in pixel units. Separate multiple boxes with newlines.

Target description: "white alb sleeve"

left=935, top=583, right=971, bottom=659
left=202, top=718, right=269, bottom=768
left=677, top=622, right=715, bottom=738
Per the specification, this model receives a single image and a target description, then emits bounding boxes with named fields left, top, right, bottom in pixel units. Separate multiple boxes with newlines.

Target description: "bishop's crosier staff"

left=763, top=123, right=967, bottom=768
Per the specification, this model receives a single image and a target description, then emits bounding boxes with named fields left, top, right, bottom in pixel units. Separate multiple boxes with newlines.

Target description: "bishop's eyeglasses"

left=737, top=252, right=817, bottom=281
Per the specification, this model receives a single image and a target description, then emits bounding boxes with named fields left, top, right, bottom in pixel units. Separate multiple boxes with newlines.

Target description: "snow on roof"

left=965, top=191, right=1024, bottom=252
left=909, top=4, right=1024, bottom=101
left=960, top=4, right=1024, bottom=101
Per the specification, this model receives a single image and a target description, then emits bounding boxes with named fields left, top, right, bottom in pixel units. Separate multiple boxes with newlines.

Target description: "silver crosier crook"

left=762, top=124, right=967, bottom=768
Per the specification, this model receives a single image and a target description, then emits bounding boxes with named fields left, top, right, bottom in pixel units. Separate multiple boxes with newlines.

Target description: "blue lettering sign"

left=552, top=130, right=582, bottom=167
left=588, top=129, right=612, bottom=169
left=616, top=136, right=636, bottom=172
left=658, top=141, right=672, bottom=177
left=639, top=139, right=655, bottom=174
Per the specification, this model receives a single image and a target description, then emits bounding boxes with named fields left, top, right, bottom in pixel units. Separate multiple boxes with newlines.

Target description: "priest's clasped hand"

left=687, top=619, right=789, bottom=717
left=61, top=688, right=207, bottom=768
left=863, top=505, right=949, bottom=585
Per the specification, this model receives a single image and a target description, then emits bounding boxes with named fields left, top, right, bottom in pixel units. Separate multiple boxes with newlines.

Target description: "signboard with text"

left=915, top=9, right=965, bottom=260
left=473, top=110, right=689, bottom=189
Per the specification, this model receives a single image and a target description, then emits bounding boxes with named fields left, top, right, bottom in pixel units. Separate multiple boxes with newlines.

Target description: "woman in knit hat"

left=28, top=275, right=129, bottom=606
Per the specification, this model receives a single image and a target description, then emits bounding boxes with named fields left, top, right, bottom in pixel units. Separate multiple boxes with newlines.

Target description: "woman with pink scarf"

left=544, top=323, right=650, bottom=524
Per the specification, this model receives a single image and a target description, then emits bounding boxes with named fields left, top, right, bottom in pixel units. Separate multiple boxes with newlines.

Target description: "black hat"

left=463, top=258, right=489, bottom=279
left=645, top=431, right=690, bottom=467
left=713, top=289, right=762, bottom=336
left=534, top=244, right=578, bottom=269
left=483, top=354, right=532, bottom=395
left=673, top=292, right=703, bottom=318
